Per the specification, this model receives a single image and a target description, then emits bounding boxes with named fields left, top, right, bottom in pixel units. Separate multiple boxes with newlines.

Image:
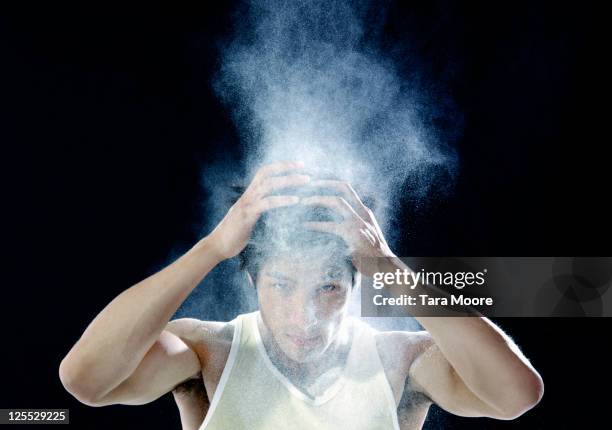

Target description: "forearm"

left=60, top=236, right=223, bottom=399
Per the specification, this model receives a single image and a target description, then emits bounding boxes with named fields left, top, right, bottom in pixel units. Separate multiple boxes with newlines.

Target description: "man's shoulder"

left=346, top=318, right=434, bottom=359
left=374, top=328, right=436, bottom=381
left=166, top=317, right=233, bottom=338
left=360, top=325, right=435, bottom=406
left=165, top=317, right=237, bottom=357
left=375, top=329, right=434, bottom=357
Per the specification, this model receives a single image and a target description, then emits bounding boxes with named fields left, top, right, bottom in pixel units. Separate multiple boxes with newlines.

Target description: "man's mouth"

left=286, top=334, right=321, bottom=348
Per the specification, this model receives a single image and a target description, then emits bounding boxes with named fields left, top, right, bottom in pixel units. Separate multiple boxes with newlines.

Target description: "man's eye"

left=320, top=284, right=338, bottom=293
left=272, top=282, right=288, bottom=290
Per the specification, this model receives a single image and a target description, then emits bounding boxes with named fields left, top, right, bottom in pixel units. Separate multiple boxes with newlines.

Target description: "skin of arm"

left=58, top=160, right=310, bottom=406
left=165, top=319, right=210, bottom=430
left=410, top=316, right=544, bottom=419
left=301, top=180, right=544, bottom=420
left=58, top=238, right=222, bottom=405
left=172, top=376, right=209, bottom=430
left=380, top=255, right=544, bottom=420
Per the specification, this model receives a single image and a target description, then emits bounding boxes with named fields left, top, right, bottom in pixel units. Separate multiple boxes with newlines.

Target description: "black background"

left=1, top=1, right=609, bottom=429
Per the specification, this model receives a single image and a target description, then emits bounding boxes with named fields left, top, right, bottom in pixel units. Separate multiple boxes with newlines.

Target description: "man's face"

left=256, top=250, right=353, bottom=363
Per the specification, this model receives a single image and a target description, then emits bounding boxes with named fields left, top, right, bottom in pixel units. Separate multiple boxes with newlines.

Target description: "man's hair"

left=232, top=182, right=360, bottom=288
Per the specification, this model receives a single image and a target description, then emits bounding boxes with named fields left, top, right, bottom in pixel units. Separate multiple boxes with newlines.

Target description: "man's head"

left=238, top=198, right=359, bottom=363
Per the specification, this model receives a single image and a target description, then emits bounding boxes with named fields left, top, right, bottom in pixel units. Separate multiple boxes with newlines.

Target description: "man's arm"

left=58, top=161, right=308, bottom=406
left=402, top=329, right=539, bottom=420
left=81, top=329, right=202, bottom=406
left=371, top=255, right=544, bottom=420
left=58, top=236, right=223, bottom=405
left=409, top=317, right=543, bottom=420
left=89, top=318, right=213, bottom=408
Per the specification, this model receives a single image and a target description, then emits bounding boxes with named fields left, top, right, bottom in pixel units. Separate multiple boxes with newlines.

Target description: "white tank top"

left=198, top=311, right=400, bottom=430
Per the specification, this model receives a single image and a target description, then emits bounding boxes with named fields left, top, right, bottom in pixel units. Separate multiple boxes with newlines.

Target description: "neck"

left=257, top=313, right=352, bottom=380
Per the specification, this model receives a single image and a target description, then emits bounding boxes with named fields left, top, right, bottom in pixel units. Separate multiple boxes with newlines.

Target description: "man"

left=59, top=160, right=543, bottom=429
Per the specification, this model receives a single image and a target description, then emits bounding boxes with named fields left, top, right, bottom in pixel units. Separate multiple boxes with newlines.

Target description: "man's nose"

left=289, top=294, right=318, bottom=330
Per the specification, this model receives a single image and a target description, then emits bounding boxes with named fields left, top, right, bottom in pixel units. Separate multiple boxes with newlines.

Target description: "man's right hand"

left=207, top=160, right=310, bottom=260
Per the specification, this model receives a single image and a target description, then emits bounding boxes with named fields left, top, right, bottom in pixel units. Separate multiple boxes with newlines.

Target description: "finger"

left=305, top=179, right=370, bottom=219
left=253, top=161, right=305, bottom=183
left=258, top=174, right=311, bottom=196
left=368, top=213, right=385, bottom=238
left=252, top=195, right=300, bottom=214
left=300, top=195, right=362, bottom=222
left=360, top=227, right=377, bottom=245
